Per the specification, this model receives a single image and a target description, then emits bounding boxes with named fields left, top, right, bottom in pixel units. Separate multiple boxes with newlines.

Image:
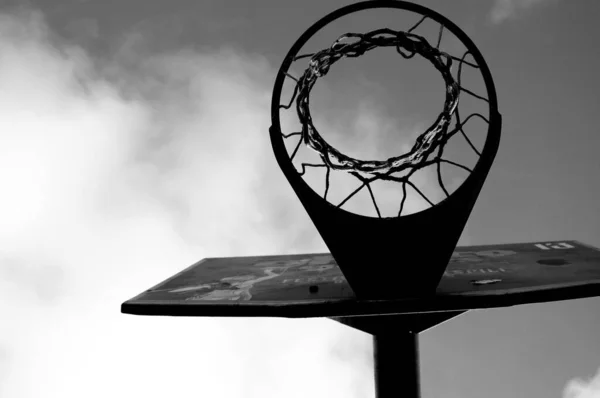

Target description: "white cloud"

left=490, top=0, right=557, bottom=24
left=0, top=8, right=373, bottom=398
left=564, top=368, right=600, bottom=398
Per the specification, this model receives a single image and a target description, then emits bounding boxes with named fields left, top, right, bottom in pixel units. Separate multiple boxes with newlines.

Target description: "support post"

left=373, top=331, right=420, bottom=398
left=330, top=311, right=465, bottom=398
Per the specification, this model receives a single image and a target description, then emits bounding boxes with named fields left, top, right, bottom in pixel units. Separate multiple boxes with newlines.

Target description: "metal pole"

left=373, top=331, right=420, bottom=398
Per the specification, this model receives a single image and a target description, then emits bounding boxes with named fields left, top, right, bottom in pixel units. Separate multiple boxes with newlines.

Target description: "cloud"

left=490, top=0, right=557, bottom=24
left=564, top=368, right=600, bottom=398
left=0, top=8, right=373, bottom=398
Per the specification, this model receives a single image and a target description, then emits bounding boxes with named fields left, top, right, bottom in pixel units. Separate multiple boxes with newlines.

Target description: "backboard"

left=121, top=240, right=600, bottom=318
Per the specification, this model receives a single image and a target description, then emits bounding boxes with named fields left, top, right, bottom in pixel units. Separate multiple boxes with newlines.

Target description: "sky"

left=0, top=0, right=599, bottom=397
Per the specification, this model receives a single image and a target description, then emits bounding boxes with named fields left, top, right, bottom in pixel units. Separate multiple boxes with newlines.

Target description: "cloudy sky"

left=1, top=0, right=599, bottom=397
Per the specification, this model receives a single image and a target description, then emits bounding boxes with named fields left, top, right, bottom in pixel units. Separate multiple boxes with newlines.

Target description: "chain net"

left=278, top=16, right=490, bottom=217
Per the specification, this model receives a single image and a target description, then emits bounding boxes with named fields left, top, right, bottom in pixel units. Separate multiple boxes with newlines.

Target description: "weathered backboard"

left=121, top=241, right=600, bottom=318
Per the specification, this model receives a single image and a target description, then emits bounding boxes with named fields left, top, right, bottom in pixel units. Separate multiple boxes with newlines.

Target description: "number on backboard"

left=534, top=242, right=575, bottom=250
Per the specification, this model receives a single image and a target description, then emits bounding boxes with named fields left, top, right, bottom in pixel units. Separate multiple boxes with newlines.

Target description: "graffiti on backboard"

left=168, top=255, right=340, bottom=301
left=166, top=249, right=519, bottom=300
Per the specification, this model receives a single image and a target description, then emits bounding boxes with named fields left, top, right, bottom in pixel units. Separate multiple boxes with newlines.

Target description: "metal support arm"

left=331, top=311, right=465, bottom=398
